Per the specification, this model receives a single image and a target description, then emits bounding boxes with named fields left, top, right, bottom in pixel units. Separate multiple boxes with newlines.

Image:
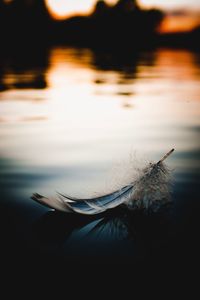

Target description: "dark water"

left=0, top=47, right=200, bottom=281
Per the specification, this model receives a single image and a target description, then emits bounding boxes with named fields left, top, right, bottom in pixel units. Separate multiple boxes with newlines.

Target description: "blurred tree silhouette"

left=0, top=0, right=51, bottom=46
left=114, top=0, right=139, bottom=12
left=92, top=0, right=110, bottom=17
left=0, top=0, right=163, bottom=48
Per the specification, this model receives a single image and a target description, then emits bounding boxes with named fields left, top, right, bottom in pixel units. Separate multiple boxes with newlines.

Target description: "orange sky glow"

left=160, top=14, right=200, bottom=33
left=45, top=0, right=200, bottom=33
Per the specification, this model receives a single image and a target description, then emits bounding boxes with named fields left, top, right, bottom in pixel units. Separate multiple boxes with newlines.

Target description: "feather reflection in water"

left=63, top=215, right=130, bottom=250
left=31, top=207, right=172, bottom=260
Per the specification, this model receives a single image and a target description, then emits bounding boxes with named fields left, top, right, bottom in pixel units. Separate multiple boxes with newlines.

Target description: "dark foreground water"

left=0, top=47, right=200, bottom=283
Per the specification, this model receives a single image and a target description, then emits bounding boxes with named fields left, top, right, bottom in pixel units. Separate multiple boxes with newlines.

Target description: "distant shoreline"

left=0, top=0, right=199, bottom=51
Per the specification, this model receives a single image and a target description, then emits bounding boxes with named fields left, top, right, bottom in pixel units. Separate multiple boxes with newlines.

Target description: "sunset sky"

left=45, top=0, right=200, bottom=33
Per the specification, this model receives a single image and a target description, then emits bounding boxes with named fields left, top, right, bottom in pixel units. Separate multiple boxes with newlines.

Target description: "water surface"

left=0, top=47, right=200, bottom=267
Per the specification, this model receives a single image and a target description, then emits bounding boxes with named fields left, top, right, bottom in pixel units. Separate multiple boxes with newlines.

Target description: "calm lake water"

left=0, top=47, right=200, bottom=269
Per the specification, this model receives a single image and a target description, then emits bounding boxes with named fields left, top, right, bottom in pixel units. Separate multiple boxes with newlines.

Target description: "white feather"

left=31, top=149, right=174, bottom=215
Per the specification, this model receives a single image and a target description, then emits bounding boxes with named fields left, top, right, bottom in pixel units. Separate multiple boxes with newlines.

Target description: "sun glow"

left=46, top=0, right=117, bottom=19
left=46, top=0, right=94, bottom=19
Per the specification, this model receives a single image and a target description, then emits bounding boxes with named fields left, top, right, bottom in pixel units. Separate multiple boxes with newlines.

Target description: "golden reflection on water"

left=0, top=47, right=200, bottom=193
